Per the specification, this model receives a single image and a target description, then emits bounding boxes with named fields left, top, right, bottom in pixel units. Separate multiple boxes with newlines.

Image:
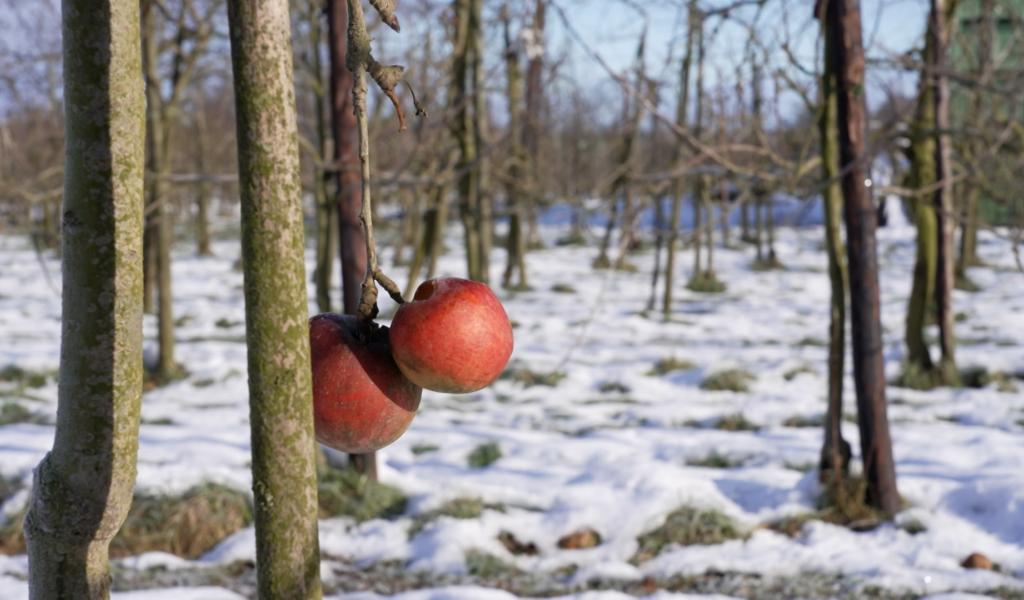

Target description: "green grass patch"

left=551, top=283, right=576, bottom=294
left=110, top=483, right=252, bottom=559
left=686, top=271, right=727, bottom=294
left=750, top=256, right=785, bottom=271
left=0, top=402, right=46, bottom=426
left=632, top=506, right=744, bottom=563
left=317, top=465, right=407, bottom=522
left=782, top=414, right=824, bottom=428
left=465, top=549, right=523, bottom=578
left=467, top=442, right=502, bottom=469
left=687, top=452, right=745, bottom=469
left=500, top=366, right=566, bottom=388
left=411, top=443, right=440, bottom=455
left=598, top=381, right=630, bottom=394
left=960, top=366, right=1019, bottom=393
left=714, top=412, right=760, bottom=432
left=647, top=356, right=698, bottom=376
left=783, top=365, right=817, bottom=381
left=795, top=337, right=827, bottom=348
left=409, top=497, right=505, bottom=538
left=0, top=365, right=51, bottom=389
left=700, top=369, right=756, bottom=393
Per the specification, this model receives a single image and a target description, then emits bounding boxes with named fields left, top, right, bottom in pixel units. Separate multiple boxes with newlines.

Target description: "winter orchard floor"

left=1, top=219, right=1023, bottom=599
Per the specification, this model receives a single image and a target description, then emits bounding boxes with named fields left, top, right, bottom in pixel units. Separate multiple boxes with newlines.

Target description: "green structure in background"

left=949, top=0, right=1024, bottom=227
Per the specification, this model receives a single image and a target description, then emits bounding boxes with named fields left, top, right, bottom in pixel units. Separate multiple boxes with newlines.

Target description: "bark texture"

left=24, top=0, right=146, bottom=596
left=226, top=0, right=322, bottom=596
left=817, top=1, right=852, bottom=478
left=826, top=0, right=901, bottom=517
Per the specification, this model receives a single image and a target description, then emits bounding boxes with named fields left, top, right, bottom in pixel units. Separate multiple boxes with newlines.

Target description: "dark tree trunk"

left=25, top=1, right=146, bottom=595
left=817, top=1, right=851, bottom=478
left=328, top=0, right=375, bottom=478
left=826, top=0, right=901, bottom=517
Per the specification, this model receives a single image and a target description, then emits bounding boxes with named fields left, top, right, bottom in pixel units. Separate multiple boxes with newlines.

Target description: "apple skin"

left=389, top=278, right=513, bottom=393
left=309, top=313, right=421, bottom=453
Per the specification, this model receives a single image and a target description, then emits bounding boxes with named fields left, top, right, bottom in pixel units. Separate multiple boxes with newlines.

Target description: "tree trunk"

left=471, top=0, right=491, bottom=283
left=24, top=1, right=146, bottom=596
left=523, top=0, right=546, bottom=250
left=663, top=1, right=696, bottom=317
left=143, top=1, right=177, bottom=382
left=957, top=0, right=992, bottom=274
left=905, top=0, right=943, bottom=379
left=817, top=1, right=851, bottom=478
left=226, top=0, right=322, bottom=596
left=826, top=0, right=901, bottom=517
left=194, top=104, right=213, bottom=257
left=930, top=0, right=957, bottom=383
left=452, top=0, right=482, bottom=281
left=502, top=7, right=528, bottom=290
left=689, top=10, right=705, bottom=284
left=311, top=0, right=333, bottom=313
left=328, top=0, right=375, bottom=477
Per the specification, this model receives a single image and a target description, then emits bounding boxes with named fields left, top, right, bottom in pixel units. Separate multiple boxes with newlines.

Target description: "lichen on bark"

left=226, top=0, right=322, bottom=597
left=24, top=0, right=147, bottom=597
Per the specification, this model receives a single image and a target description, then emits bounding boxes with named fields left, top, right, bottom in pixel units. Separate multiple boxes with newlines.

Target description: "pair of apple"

left=309, top=278, right=513, bottom=454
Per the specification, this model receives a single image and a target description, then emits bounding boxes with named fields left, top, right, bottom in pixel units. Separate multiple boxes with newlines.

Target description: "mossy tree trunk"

left=24, top=0, right=146, bottom=596
left=328, top=0, right=375, bottom=478
left=817, top=2, right=851, bottom=478
left=226, top=0, right=322, bottom=596
left=904, top=9, right=939, bottom=377
left=826, top=0, right=901, bottom=517
left=689, top=9, right=706, bottom=284
left=905, top=0, right=959, bottom=384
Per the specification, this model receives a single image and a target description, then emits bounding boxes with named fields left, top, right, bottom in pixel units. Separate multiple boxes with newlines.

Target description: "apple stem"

left=346, top=0, right=411, bottom=321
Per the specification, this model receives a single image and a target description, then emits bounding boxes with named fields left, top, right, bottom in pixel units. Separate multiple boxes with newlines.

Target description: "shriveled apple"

left=389, top=278, right=513, bottom=393
left=309, top=313, right=421, bottom=453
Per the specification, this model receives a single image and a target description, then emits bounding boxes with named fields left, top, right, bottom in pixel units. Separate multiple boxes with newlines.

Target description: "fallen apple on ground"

left=389, top=278, right=514, bottom=393
left=309, top=313, right=421, bottom=453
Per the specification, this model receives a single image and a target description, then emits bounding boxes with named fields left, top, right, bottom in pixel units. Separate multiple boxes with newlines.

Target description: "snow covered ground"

left=1, top=215, right=1023, bottom=599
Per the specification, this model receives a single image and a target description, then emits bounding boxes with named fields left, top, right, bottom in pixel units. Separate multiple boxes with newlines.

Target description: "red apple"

left=309, top=313, right=421, bottom=453
left=389, top=278, right=513, bottom=393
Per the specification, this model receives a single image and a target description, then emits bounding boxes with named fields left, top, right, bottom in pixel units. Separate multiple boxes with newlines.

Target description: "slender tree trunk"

left=328, top=0, right=374, bottom=478
left=24, top=1, right=146, bottom=596
left=827, top=0, right=901, bottom=517
left=311, top=0, right=333, bottom=313
left=470, top=0, right=491, bottom=283
left=817, top=2, right=851, bottom=477
left=690, top=10, right=705, bottom=284
left=647, top=192, right=665, bottom=312
left=502, top=7, right=528, bottom=290
left=703, top=175, right=714, bottom=274
left=226, top=1, right=322, bottom=596
left=143, top=1, right=177, bottom=381
left=194, top=104, right=213, bottom=257
left=905, top=0, right=943, bottom=378
left=663, top=1, right=696, bottom=316
left=957, top=0, right=992, bottom=274
left=932, top=0, right=957, bottom=382
left=452, top=0, right=482, bottom=281
left=523, top=0, right=546, bottom=250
